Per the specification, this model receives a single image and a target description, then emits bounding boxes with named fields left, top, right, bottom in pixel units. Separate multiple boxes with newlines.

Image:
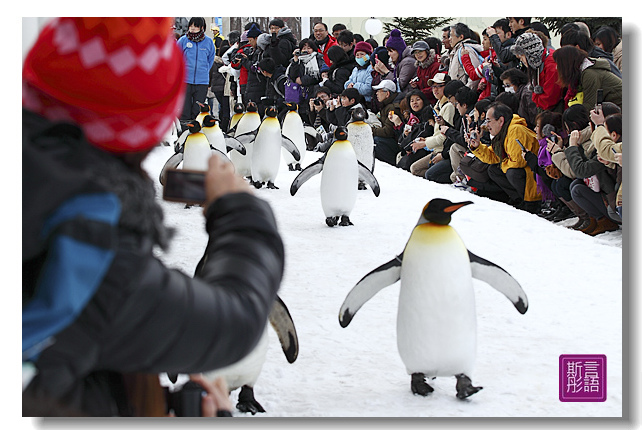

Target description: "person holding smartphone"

left=23, top=18, right=284, bottom=416
left=467, top=102, right=542, bottom=213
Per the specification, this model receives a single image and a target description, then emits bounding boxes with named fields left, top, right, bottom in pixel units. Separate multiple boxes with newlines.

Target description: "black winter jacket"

left=265, top=28, right=298, bottom=68
left=323, top=57, right=356, bottom=95
left=22, top=110, right=284, bottom=416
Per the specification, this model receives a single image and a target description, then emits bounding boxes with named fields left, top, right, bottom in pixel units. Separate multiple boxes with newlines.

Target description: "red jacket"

left=461, top=49, right=496, bottom=100
left=318, top=35, right=337, bottom=67
left=415, top=54, right=440, bottom=105
left=532, top=49, right=564, bottom=111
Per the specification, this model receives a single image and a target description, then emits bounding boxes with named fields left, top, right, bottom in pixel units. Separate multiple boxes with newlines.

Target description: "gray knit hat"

left=511, top=32, right=544, bottom=69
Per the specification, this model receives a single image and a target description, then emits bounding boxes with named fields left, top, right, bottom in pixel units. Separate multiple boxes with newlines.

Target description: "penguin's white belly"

left=397, top=224, right=476, bottom=377
left=320, top=143, right=358, bottom=217
left=182, top=135, right=212, bottom=171
left=282, top=114, right=306, bottom=165
left=252, top=125, right=282, bottom=182
left=203, top=326, right=269, bottom=391
left=347, top=122, right=374, bottom=170
left=203, top=129, right=226, bottom=153
left=231, top=144, right=252, bottom=177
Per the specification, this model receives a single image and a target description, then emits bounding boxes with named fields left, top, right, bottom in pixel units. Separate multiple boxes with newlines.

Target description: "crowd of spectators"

left=214, top=17, right=622, bottom=235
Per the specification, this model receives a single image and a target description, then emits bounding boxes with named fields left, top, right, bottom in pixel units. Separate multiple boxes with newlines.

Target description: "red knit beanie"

left=22, top=17, right=186, bottom=153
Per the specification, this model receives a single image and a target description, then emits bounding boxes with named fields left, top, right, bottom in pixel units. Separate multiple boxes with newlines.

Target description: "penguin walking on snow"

left=290, top=127, right=380, bottom=227
left=246, top=106, right=300, bottom=189
left=346, top=107, right=375, bottom=189
left=231, top=102, right=261, bottom=178
left=159, top=120, right=210, bottom=185
left=201, top=115, right=246, bottom=160
left=228, top=102, right=246, bottom=136
left=281, top=103, right=306, bottom=171
left=165, top=298, right=298, bottom=415
left=338, top=199, right=529, bottom=399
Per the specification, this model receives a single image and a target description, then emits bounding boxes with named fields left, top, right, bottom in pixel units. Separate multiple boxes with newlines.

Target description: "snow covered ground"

left=142, top=142, right=623, bottom=419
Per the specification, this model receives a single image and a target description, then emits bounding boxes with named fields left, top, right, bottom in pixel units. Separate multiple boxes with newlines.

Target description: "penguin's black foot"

left=339, top=215, right=354, bottom=226
left=267, top=181, right=279, bottom=189
left=325, top=216, right=339, bottom=227
left=295, top=163, right=302, bottom=171
left=411, top=373, right=434, bottom=396
left=455, top=373, right=483, bottom=400
left=252, top=180, right=263, bottom=189
left=184, top=204, right=192, bottom=209
left=358, top=181, right=367, bottom=190
left=288, top=164, right=295, bottom=171
left=236, top=385, right=266, bottom=415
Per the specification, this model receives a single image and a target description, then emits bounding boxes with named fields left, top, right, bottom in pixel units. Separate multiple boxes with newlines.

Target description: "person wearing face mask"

left=344, top=41, right=374, bottom=104
left=177, top=17, right=216, bottom=122
left=500, top=67, right=537, bottom=129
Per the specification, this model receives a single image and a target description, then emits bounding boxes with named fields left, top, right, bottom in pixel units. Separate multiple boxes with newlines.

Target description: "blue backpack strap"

left=22, top=193, right=121, bottom=361
left=458, top=44, right=484, bottom=68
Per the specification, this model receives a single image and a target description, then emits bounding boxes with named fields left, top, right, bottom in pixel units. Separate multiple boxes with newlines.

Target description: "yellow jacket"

left=472, top=115, right=541, bottom=202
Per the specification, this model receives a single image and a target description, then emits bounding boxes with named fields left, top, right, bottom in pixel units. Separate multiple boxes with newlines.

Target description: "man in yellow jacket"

left=468, top=102, right=542, bottom=213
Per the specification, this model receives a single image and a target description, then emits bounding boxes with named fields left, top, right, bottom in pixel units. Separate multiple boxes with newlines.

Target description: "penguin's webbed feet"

left=358, top=181, right=367, bottom=190
left=325, top=216, right=339, bottom=227
left=236, top=385, right=266, bottom=415
left=267, top=181, right=279, bottom=189
left=251, top=180, right=263, bottom=189
left=455, top=373, right=483, bottom=400
left=411, top=373, right=434, bottom=396
left=295, top=163, right=302, bottom=171
left=288, top=164, right=296, bottom=171
left=339, top=215, right=354, bottom=226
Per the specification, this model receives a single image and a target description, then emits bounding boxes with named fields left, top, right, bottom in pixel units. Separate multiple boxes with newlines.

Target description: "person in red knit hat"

left=22, top=17, right=284, bottom=416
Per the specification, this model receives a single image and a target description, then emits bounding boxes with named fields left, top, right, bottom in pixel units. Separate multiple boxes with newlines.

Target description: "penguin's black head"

left=247, top=102, right=258, bottom=112
left=286, top=102, right=298, bottom=112
left=334, top=127, right=348, bottom=141
left=264, top=106, right=278, bottom=118
left=196, top=101, right=209, bottom=113
left=186, top=120, right=202, bottom=134
left=350, top=106, right=367, bottom=122
left=422, top=199, right=473, bottom=225
left=234, top=102, right=245, bottom=114
left=202, top=115, right=217, bottom=128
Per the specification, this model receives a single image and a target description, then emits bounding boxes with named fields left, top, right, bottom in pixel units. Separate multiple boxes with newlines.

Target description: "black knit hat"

left=247, top=23, right=262, bottom=39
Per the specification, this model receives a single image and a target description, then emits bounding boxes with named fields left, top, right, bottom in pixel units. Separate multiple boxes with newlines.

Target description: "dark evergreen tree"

left=383, top=17, right=453, bottom=44
left=535, top=17, right=622, bottom=37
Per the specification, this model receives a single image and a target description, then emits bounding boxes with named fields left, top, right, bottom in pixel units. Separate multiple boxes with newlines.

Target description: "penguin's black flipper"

left=281, top=135, right=301, bottom=161
left=290, top=155, right=326, bottom=196
left=339, top=253, right=404, bottom=327
left=268, top=295, right=299, bottom=364
left=304, top=125, right=323, bottom=150
left=234, top=129, right=259, bottom=146
left=159, top=152, right=184, bottom=185
left=468, top=251, right=529, bottom=314
left=224, top=135, right=246, bottom=155
left=357, top=161, right=380, bottom=197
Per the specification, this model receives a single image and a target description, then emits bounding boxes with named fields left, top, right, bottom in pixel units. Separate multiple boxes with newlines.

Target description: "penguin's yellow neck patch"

left=411, top=223, right=462, bottom=244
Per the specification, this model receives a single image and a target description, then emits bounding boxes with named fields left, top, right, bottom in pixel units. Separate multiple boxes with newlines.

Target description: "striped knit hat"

left=22, top=17, right=185, bottom=153
left=511, top=32, right=545, bottom=69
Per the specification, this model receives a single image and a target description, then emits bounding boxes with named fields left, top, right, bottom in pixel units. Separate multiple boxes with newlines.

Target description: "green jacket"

left=581, top=58, right=622, bottom=111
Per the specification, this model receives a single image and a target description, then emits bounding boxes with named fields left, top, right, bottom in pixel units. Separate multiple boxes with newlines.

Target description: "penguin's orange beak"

left=444, top=201, right=473, bottom=213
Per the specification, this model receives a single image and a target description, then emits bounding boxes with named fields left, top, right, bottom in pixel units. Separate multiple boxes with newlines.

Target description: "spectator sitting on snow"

left=344, top=41, right=374, bottom=104
left=320, top=45, right=356, bottom=96
left=371, top=79, right=402, bottom=165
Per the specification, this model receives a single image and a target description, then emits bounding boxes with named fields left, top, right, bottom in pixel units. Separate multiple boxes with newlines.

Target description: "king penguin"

left=231, top=102, right=261, bottom=178
left=249, top=106, right=300, bottom=189
left=228, top=102, right=246, bottom=136
left=338, top=199, right=529, bottom=399
left=201, top=115, right=246, bottom=160
left=181, top=120, right=212, bottom=171
left=346, top=107, right=375, bottom=190
left=290, top=127, right=380, bottom=227
left=194, top=101, right=210, bottom=125
left=166, top=296, right=298, bottom=415
left=281, top=103, right=307, bottom=171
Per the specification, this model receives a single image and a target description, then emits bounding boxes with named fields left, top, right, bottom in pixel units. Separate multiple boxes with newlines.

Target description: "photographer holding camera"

left=23, top=18, right=284, bottom=416
left=286, top=38, right=325, bottom=118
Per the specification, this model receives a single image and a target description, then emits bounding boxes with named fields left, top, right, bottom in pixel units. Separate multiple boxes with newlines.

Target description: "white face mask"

left=504, top=86, right=515, bottom=94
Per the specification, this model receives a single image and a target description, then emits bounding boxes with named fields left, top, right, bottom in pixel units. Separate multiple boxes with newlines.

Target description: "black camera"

left=294, top=49, right=301, bottom=56
left=165, top=380, right=206, bottom=417
left=313, top=98, right=323, bottom=106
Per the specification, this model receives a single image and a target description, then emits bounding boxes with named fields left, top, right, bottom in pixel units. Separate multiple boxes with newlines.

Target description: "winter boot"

left=562, top=198, right=590, bottom=230
left=579, top=217, right=598, bottom=234
left=551, top=204, right=574, bottom=222
left=587, top=217, right=620, bottom=236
